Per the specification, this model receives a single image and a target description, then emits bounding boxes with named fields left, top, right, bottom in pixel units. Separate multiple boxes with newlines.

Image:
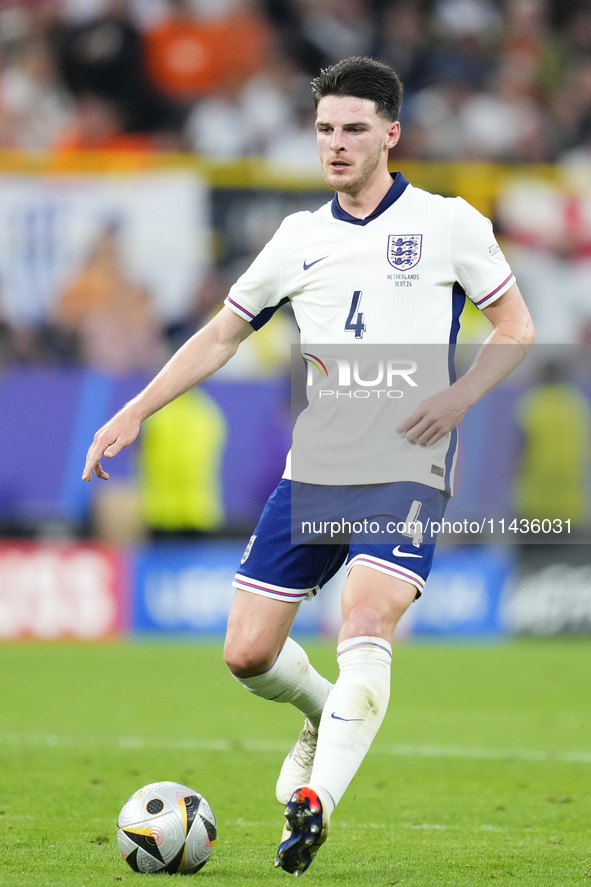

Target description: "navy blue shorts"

left=233, top=479, right=449, bottom=602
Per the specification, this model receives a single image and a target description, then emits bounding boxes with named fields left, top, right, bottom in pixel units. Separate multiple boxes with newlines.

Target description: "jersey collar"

left=331, top=172, right=409, bottom=225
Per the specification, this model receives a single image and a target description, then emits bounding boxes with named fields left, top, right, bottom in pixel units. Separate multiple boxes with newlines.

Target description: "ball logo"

left=387, top=234, right=422, bottom=270
left=150, top=827, right=164, bottom=846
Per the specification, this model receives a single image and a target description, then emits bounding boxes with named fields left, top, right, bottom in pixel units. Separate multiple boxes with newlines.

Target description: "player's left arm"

left=396, top=282, right=535, bottom=445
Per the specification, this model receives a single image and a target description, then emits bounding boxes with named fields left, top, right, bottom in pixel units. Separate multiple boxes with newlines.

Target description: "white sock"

left=237, top=637, right=333, bottom=727
left=310, top=636, right=392, bottom=814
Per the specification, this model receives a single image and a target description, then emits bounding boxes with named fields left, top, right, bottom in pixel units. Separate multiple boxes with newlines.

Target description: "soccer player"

left=83, top=57, right=535, bottom=876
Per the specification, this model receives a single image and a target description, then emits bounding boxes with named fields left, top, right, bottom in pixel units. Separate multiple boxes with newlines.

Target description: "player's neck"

left=336, top=169, right=394, bottom=220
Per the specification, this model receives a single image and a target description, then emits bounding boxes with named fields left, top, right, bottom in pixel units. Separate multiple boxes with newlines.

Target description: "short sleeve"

left=450, top=197, right=515, bottom=310
left=225, top=220, right=288, bottom=329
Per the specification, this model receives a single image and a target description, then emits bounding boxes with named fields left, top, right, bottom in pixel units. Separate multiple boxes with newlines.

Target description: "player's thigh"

left=223, top=588, right=301, bottom=677
left=339, top=564, right=416, bottom=644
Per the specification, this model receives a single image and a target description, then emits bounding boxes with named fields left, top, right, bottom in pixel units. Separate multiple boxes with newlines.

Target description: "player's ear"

left=386, top=120, right=401, bottom=150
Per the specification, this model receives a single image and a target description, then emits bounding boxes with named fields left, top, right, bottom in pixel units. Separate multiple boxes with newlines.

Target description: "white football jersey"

left=225, top=173, right=515, bottom=492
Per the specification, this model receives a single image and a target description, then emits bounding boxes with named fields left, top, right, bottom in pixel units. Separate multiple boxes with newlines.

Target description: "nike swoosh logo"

left=303, top=256, right=329, bottom=270
left=331, top=712, right=364, bottom=722
left=392, top=546, right=422, bottom=558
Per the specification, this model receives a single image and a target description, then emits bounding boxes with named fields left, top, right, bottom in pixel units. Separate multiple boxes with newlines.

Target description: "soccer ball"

left=117, top=781, right=216, bottom=874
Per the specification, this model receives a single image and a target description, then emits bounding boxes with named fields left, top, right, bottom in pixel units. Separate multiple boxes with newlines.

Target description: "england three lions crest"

left=387, top=234, right=422, bottom=270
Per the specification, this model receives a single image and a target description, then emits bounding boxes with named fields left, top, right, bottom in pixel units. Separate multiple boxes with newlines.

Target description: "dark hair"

left=311, top=57, right=403, bottom=122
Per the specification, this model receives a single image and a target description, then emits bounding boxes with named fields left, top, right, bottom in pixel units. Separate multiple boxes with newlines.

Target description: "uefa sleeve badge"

left=240, top=535, right=257, bottom=565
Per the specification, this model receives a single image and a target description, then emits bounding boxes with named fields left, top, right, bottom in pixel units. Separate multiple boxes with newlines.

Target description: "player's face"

left=315, top=95, right=400, bottom=195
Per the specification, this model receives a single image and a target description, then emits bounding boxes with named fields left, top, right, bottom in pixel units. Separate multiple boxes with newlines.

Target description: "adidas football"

left=117, top=781, right=216, bottom=874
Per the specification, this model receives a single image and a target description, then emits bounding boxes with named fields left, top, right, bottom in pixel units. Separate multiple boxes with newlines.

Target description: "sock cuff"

left=337, top=636, right=392, bottom=660
left=236, top=669, right=272, bottom=692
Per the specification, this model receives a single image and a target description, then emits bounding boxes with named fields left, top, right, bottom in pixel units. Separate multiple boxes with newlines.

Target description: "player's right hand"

left=81, top=413, right=141, bottom=482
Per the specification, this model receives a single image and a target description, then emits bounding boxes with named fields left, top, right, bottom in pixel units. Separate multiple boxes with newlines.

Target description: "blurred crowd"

left=0, top=0, right=591, bottom=163
left=2, top=0, right=591, bottom=373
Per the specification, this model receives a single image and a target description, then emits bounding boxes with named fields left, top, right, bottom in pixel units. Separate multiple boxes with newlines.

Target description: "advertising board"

left=0, top=542, right=126, bottom=639
left=131, top=540, right=325, bottom=635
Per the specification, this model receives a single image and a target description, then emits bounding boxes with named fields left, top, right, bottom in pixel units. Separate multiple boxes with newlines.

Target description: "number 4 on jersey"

left=344, top=290, right=366, bottom=339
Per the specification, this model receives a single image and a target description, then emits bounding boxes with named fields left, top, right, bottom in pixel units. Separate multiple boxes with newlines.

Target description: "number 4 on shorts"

left=344, top=290, right=366, bottom=339
left=402, top=500, right=423, bottom=546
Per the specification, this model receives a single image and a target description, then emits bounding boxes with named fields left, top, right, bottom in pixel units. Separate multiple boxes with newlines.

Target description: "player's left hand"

left=396, top=388, right=469, bottom=446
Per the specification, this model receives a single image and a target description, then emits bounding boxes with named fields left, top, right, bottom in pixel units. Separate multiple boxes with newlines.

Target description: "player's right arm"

left=82, top=306, right=253, bottom=481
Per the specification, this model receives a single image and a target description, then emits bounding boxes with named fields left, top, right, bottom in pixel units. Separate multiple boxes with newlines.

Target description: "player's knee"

left=223, top=640, right=273, bottom=679
left=342, top=578, right=416, bottom=639
left=342, top=600, right=404, bottom=640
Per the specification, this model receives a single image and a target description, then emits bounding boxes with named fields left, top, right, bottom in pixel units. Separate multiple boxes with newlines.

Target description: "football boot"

left=274, top=786, right=330, bottom=876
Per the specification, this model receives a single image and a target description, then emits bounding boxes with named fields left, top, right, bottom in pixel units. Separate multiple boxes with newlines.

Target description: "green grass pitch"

left=0, top=638, right=590, bottom=886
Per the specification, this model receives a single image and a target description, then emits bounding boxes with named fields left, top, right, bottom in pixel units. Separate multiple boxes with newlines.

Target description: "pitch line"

left=0, top=733, right=590, bottom=764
